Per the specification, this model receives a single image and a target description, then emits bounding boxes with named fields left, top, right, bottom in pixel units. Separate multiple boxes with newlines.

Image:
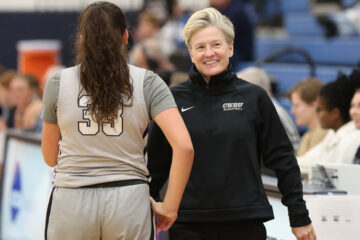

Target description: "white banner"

left=305, top=195, right=360, bottom=240
left=1, top=137, right=53, bottom=240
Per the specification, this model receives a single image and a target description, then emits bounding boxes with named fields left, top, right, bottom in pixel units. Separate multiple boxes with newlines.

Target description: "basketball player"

left=41, top=2, right=193, bottom=239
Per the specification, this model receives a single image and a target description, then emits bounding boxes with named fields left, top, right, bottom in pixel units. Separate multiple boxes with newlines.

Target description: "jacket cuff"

left=288, top=204, right=312, bottom=227
left=289, top=211, right=312, bottom=227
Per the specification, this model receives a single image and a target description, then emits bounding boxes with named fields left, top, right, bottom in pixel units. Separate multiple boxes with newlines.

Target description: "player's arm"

left=42, top=121, right=60, bottom=167
left=41, top=71, right=61, bottom=167
left=151, top=107, right=194, bottom=231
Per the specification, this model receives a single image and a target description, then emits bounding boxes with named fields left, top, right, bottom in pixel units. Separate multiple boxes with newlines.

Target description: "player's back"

left=54, top=65, right=150, bottom=187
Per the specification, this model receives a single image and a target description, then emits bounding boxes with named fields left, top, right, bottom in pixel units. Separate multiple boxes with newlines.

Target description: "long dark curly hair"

left=75, top=1, right=133, bottom=124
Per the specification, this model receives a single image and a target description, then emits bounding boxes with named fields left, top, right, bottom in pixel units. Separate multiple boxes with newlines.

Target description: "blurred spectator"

left=288, top=77, right=328, bottom=157
left=134, top=11, right=162, bottom=43
left=317, top=2, right=360, bottom=37
left=298, top=69, right=360, bottom=174
left=168, top=71, right=188, bottom=87
left=210, top=0, right=254, bottom=66
left=351, top=88, right=360, bottom=130
left=9, top=74, right=42, bottom=130
left=160, top=0, right=187, bottom=49
left=350, top=88, right=360, bottom=164
left=130, top=38, right=175, bottom=73
left=0, top=70, right=17, bottom=130
left=23, top=100, right=42, bottom=130
left=237, top=67, right=301, bottom=151
left=159, top=0, right=192, bottom=72
left=142, top=0, right=169, bottom=23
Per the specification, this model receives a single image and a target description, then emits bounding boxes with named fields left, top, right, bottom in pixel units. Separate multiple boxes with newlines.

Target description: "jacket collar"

left=188, top=64, right=236, bottom=89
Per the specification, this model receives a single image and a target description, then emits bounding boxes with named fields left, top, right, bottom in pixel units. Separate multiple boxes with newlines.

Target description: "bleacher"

left=237, top=0, right=359, bottom=119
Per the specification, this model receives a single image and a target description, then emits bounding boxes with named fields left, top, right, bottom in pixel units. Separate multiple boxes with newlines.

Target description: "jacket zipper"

left=205, top=84, right=213, bottom=134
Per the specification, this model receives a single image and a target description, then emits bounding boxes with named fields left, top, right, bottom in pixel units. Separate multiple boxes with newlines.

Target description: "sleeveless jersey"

left=42, top=64, right=175, bottom=187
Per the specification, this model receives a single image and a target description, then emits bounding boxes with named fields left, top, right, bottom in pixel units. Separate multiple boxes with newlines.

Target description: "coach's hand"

left=150, top=197, right=178, bottom=232
left=292, top=224, right=316, bottom=240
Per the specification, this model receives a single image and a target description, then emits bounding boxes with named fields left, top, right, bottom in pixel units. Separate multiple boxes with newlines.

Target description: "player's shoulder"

left=128, top=64, right=147, bottom=78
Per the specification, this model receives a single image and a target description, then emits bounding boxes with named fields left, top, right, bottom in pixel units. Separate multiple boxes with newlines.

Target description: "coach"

left=148, top=7, right=316, bottom=240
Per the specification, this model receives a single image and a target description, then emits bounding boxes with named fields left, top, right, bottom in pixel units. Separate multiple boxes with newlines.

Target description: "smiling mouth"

left=205, top=60, right=218, bottom=65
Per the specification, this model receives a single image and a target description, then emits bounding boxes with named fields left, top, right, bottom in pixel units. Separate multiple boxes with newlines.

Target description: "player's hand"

left=292, top=224, right=316, bottom=240
left=150, top=197, right=178, bottom=232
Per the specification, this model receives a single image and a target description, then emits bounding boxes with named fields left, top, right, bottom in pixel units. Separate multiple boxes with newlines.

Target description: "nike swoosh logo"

left=181, top=106, right=195, bottom=112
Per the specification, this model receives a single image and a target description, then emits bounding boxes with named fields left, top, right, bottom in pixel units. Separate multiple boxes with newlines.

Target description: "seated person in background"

left=237, top=67, right=300, bottom=152
left=297, top=69, right=360, bottom=174
left=350, top=88, right=360, bottom=164
left=288, top=77, right=328, bottom=156
left=133, top=10, right=162, bottom=44
left=159, top=0, right=187, bottom=49
left=9, top=74, right=42, bottom=130
left=0, top=70, right=17, bottom=130
left=130, top=38, right=175, bottom=73
left=317, top=2, right=360, bottom=37
left=23, top=99, right=43, bottom=130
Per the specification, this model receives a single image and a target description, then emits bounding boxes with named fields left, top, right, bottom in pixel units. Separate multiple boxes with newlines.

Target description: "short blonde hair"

left=183, top=7, right=234, bottom=48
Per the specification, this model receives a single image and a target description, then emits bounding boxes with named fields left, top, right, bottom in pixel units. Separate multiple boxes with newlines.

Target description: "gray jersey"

left=41, top=64, right=176, bottom=187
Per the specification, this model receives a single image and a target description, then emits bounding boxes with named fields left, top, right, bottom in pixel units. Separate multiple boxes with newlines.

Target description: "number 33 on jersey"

left=77, top=95, right=123, bottom=136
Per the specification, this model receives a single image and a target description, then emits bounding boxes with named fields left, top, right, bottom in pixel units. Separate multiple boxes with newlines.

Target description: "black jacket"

left=147, top=65, right=311, bottom=227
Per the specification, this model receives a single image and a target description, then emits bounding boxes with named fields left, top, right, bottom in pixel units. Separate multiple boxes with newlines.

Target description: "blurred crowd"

left=0, top=0, right=256, bottom=130
left=0, top=65, right=62, bottom=131
left=0, top=0, right=360, bottom=178
left=236, top=66, right=360, bottom=178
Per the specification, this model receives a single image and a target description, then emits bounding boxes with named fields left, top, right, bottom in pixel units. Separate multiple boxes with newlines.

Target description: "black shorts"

left=169, top=220, right=266, bottom=240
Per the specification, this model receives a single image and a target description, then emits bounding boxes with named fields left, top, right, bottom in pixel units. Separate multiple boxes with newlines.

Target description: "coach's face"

left=188, top=26, right=233, bottom=83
